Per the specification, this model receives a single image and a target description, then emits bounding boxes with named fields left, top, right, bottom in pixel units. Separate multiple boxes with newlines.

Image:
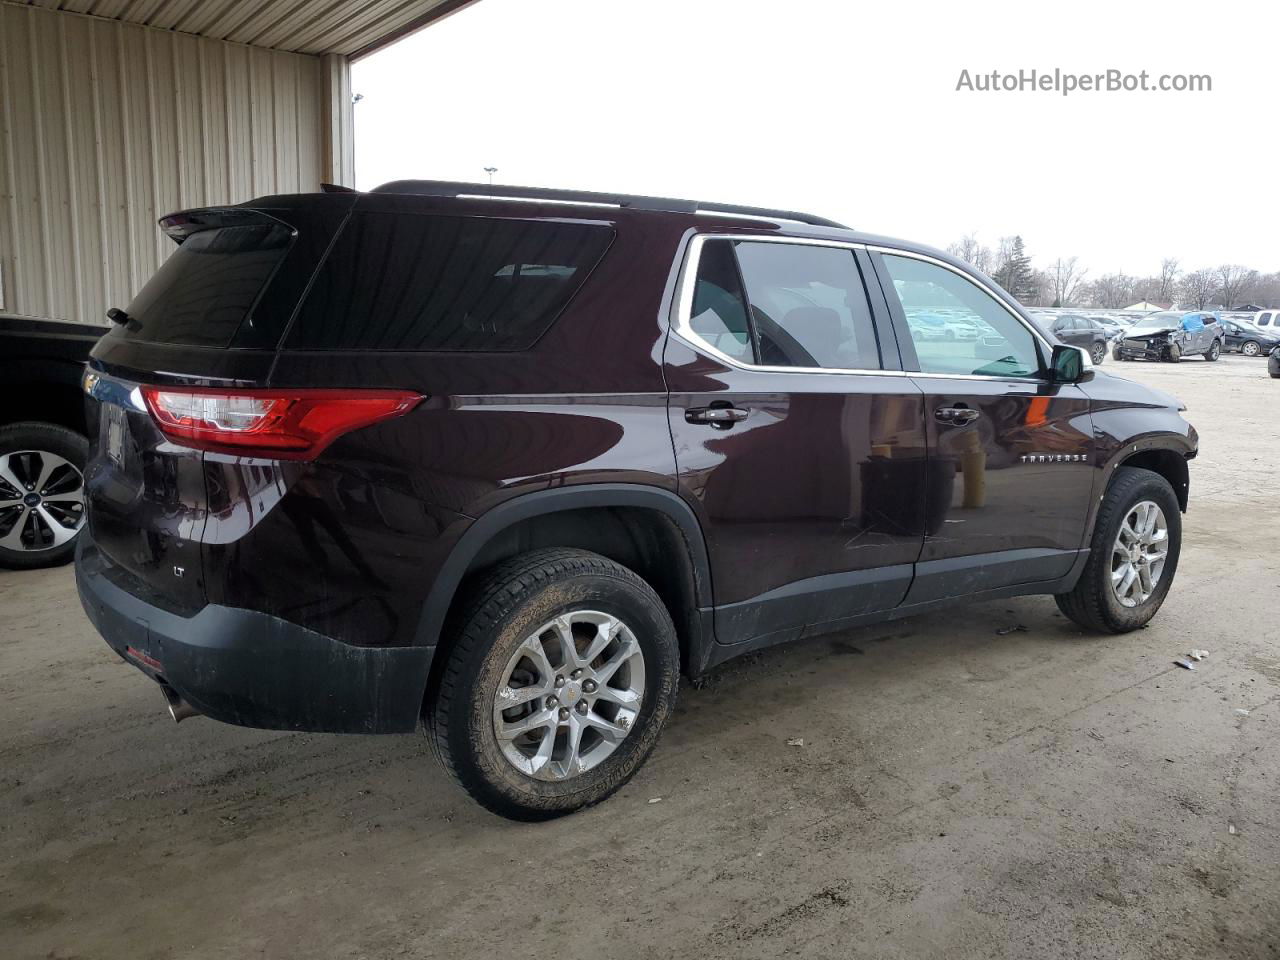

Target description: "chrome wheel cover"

left=0, top=450, right=86, bottom=552
left=1243, top=341, right=1260, bottom=356
left=493, top=611, right=645, bottom=781
left=1111, top=500, right=1169, bottom=608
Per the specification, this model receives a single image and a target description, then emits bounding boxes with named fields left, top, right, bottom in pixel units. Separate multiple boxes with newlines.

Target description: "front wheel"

left=429, top=548, right=679, bottom=820
left=1205, top=339, right=1221, bottom=361
left=1242, top=340, right=1261, bottom=357
left=1091, top=342, right=1107, bottom=365
left=1055, top=466, right=1181, bottom=633
left=1164, top=343, right=1181, bottom=362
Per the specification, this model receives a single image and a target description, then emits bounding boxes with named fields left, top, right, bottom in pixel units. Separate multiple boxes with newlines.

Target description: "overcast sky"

left=352, top=0, right=1278, bottom=277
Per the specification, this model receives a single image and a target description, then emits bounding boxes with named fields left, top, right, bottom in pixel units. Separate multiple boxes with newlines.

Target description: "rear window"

left=120, top=224, right=292, bottom=346
left=285, top=213, right=613, bottom=351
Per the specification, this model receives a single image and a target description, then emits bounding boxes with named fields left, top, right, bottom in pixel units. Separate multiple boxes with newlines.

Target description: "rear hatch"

left=84, top=198, right=351, bottom=612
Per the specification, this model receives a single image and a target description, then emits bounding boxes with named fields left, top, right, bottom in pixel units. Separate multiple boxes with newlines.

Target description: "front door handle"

left=935, top=406, right=980, bottom=425
left=686, top=404, right=749, bottom=428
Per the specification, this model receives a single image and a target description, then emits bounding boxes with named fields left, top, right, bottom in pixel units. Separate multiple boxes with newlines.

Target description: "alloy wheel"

left=492, top=610, right=645, bottom=781
left=1111, top=500, right=1168, bottom=608
left=0, top=450, right=86, bottom=552
left=1091, top=343, right=1106, bottom=364
left=1243, top=341, right=1260, bottom=356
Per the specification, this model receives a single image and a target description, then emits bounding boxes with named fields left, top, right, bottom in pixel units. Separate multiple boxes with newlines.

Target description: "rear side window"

left=689, top=239, right=753, bottom=362
left=120, top=224, right=292, bottom=347
left=286, top=213, right=613, bottom=351
left=732, top=241, right=881, bottom=370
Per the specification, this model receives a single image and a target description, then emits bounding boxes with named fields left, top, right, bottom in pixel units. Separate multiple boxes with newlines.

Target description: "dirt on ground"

left=2, top=354, right=1278, bottom=960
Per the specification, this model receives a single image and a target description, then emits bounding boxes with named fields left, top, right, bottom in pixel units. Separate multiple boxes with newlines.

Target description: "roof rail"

left=369, top=180, right=848, bottom=229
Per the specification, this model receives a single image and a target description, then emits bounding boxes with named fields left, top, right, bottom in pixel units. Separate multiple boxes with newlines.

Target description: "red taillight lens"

left=141, top=386, right=422, bottom=460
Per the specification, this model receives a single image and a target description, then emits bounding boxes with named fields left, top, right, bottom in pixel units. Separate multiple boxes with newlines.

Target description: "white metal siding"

left=0, top=2, right=326, bottom=324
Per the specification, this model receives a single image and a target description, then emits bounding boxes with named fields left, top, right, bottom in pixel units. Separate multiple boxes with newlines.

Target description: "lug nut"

left=546, top=696, right=558, bottom=708
left=582, top=679, right=597, bottom=693
left=554, top=675, right=565, bottom=688
left=576, top=701, right=589, bottom=715
left=570, top=669, right=583, bottom=680
left=558, top=707, right=569, bottom=721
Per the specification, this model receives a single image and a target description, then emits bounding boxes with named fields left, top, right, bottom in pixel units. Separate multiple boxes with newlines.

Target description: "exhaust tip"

left=160, top=683, right=201, bottom=724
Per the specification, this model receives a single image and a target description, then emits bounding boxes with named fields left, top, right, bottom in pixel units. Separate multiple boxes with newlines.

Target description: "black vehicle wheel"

left=0, top=422, right=89, bottom=570
left=1205, top=339, right=1221, bottom=361
left=428, top=548, right=679, bottom=821
left=1055, top=466, right=1181, bottom=634
left=1091, top=342, right=1107, bottom=365
left=1164, top=343, right=1181, bottom=362
left=1242, top=340, right=1261, bottom=357
left=1113, top=347, right=1127, bottom=361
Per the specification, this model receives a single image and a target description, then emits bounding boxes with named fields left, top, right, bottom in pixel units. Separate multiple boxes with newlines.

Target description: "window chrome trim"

left=669, top=233, right=1054, bottom=383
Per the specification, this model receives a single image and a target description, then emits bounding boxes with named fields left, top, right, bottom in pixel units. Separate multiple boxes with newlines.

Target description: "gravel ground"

left=2, top=353, right=1277, bottom=960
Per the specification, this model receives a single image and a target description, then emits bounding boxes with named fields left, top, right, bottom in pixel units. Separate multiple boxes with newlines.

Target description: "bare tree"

left=1050, top=256, right=1086, bottom=307
left=1217, top=264, right=1257, bottom=309
left=1085, top=273, right=1137, bottom=309
left=1158, top=258, right=1180, bottom=302
left=1179, top=269, right=1216, bottom=309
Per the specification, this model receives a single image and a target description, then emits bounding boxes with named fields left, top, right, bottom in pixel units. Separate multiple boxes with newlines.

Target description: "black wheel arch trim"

left=1084, top=434, right=1196, bottom=543
left=412, top=483, right=716, bottom=661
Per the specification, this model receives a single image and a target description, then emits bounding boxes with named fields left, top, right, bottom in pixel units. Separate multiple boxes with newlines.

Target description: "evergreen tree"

left=994, top=236, right=1035, bottom=304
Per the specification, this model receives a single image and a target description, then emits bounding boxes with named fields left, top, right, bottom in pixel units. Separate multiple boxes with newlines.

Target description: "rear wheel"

left=1205, top=339, right=1221, bottom=361
left=1091, top=342, right=1107, bottom=365
left=0, top=422, right=88, bottom=570
left=1055, top=467, right=1181, bottom=633
left=428, top=549, right=679, bottom=820
left=1242, top=340, right=1261, bottom=357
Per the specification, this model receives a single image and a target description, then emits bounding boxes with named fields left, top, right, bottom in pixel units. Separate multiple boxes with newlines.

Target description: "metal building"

left=0, top=0, right=473, bottom=328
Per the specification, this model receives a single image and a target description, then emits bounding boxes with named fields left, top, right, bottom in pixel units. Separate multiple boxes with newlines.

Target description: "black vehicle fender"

left=413, top=483, right=717, bottom=672
left=1082, top=432, right=1196, bottom=545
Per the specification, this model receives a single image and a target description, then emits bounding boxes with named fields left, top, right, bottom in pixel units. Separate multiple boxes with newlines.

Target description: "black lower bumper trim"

left=76, top=542, right=433, bottom=734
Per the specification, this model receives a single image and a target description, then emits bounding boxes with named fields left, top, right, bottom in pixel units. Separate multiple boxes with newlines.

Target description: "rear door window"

left=118, top=223, right=293, bottom=347
left=732, top=241, right=882, bottom=370
left=285, top=213, right=613, bottom=351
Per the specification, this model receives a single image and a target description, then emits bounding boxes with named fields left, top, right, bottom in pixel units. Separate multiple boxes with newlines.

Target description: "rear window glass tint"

left=119, top=224, right=292, bottom=347
left=285, top=213, right=613, bottom=351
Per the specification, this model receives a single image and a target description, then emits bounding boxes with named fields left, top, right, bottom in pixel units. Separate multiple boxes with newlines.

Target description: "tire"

left=1164, top=343, right=1181, bottom=362
left=1242, top=340, right=1260, bottom=357
left=0, top=422, right=89, bottom=570
left=1113, top=347, right=1127, bottom=361
left=1055, top=466, right=1181, bottom=634
left=1091, top=342, right=1107, bottom=365
left=428, top=548, right=679, bottom=820
left=1205, top=339, right=1221, bottom=361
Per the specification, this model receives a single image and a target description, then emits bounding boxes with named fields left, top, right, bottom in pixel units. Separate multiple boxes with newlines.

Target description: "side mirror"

left=1050, top=344, right=1092, bottom=383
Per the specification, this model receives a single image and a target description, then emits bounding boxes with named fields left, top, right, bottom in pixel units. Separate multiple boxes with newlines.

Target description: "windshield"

left=1130, top=313, right=1180, bottom=331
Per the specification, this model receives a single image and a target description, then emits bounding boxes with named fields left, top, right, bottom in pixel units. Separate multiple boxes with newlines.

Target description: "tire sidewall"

left=1092, top=474, right=1182, bottom=630
left=0, top=422, right=88, bottom=569
left=1243, top=341, right=1259, bottom=356
left=450, top=571, right=678, bottom=815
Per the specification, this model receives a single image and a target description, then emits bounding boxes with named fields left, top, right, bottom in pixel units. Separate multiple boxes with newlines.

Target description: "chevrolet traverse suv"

left=77, top=181, right=1197, bottom=819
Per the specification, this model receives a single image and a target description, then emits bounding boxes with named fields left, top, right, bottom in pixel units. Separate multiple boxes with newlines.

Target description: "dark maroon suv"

left=76, top=181, right=1197, bottom=819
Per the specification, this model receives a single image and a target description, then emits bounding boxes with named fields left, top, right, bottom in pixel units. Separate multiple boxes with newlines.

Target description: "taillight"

left=141, top=386, right=422, bottom=460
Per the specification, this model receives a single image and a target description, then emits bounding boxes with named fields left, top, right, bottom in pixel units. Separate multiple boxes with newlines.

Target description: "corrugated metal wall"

left=0, top=2, right=326, bottom=325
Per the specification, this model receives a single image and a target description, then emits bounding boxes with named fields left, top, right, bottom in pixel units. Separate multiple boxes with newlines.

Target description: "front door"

left=871, top=250, right=1096, bottom=603
left=665, top=236, right=928, bottom=648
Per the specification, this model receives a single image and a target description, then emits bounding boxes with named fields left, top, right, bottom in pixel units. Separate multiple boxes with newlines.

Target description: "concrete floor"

left=2, top=355, right=1278, bottom=960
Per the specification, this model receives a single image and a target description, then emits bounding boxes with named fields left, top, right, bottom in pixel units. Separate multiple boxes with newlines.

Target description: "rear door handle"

left=685, top=405, right=749, bottom=427
left=934, top=406, right=980, bottom=424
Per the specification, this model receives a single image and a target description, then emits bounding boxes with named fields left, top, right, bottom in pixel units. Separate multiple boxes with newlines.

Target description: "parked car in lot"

left=1222, top=319, right=1280, bottom=357
left=0, top=313, right=102, bottom=568
left=1253, top=309, right=1278, bottom=331
left=76, top=182, right=1198, bottom=819
left=1114, top=311, right=1225, bottom=362
left=1048, top=314, right=1109, bottom=365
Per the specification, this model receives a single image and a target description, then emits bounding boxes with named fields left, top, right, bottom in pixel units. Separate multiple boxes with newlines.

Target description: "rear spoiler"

left=157, top=207, right=296, bottom=244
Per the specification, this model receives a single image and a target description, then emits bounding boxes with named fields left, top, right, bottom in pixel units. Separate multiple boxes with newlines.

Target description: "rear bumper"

left=75, top=539, right=433, bottom=733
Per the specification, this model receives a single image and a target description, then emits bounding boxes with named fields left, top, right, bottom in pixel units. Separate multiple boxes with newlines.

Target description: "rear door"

left=665, top=236, right=928, bottom=648
left=870, top=249, right=1095, bottom=602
